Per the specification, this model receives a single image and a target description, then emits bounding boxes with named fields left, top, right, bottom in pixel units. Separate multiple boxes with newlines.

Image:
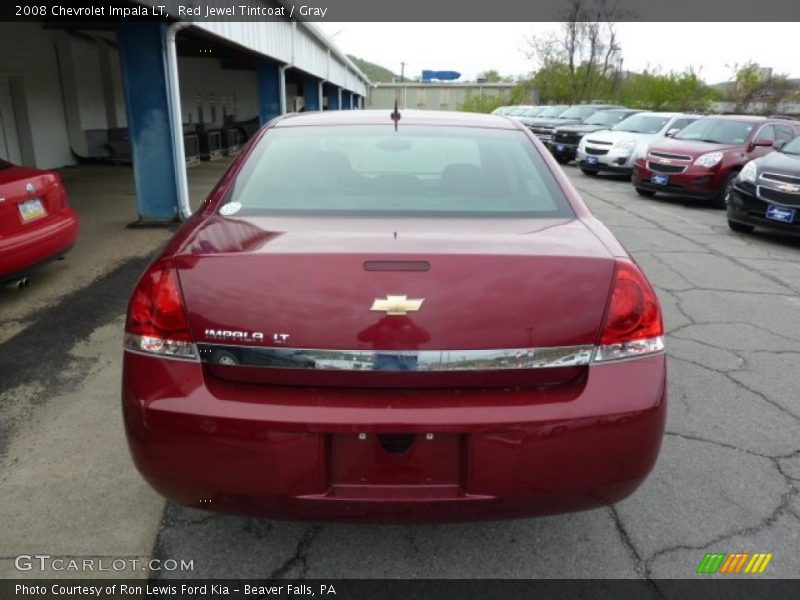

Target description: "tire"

left=728, top=220, right=754, bottom=233
left=714, top=172, right=738, bottom=210
left=581, top=168, right=598, bottom=176
left=635, top=187, right=656, bottom=197
left=555, top=155, right=570, bottom=164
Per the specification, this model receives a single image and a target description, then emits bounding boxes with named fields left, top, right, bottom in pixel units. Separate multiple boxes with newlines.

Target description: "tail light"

left=593, top=259, right=664, bottom=362
left=57, top=184, right=68, bottom=210
left=124, top=258, right=198, bottom=360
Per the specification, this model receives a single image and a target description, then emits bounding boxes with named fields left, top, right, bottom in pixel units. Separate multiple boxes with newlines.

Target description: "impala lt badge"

left=370, top=294, right=425, bottom=316
left=204, top=329, right=265, bottom=342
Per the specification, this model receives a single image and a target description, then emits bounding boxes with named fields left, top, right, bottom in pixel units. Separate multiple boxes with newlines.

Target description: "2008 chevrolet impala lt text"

left=121, top=109, right=666, bottom=521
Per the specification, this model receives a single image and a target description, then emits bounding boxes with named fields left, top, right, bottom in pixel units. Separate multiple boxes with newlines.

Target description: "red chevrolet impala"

left=0, top=159, right=78, bottom=285
left=122, top=110, right=666, bottom=521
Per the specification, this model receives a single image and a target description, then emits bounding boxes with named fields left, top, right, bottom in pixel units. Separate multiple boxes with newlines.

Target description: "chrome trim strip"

left=649, top=151, right=692, bottom=161
left=196, top=343, right=596, bottom=371
left=761, top=172, right=800, bottom=185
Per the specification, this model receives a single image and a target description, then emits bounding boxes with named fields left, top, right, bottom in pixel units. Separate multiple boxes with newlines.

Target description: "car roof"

left=699, top=114, right=768, bottom=122
left=273, top=109, right=519, bottom=129
left=630, top=112, right=688, bottom=118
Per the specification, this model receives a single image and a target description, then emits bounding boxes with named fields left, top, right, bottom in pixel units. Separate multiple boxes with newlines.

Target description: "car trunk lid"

left=0, top=166, right=63, bottom=236
left=176, top=216, right=615, bottom=388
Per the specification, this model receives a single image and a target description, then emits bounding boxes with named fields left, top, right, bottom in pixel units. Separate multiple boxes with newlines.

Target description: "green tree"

left=525, top=0, right=625, bottom=103
left=729, top=62, right=793, bottom=114
left=619, top=68, right=719, bottom=112
left=458, top=95, right=508, bottom=114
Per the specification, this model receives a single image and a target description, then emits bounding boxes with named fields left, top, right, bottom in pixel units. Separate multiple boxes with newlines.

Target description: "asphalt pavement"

left=1, top=164, right=798, bottom=580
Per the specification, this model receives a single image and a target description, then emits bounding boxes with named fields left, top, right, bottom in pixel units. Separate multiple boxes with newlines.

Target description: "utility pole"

left=400, top=62, right=405, bottom=83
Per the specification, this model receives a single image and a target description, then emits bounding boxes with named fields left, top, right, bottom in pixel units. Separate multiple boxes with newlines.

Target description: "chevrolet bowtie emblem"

left=777, top=183, right=800, bottom=193
left=370, top=294, right=424, bottom=316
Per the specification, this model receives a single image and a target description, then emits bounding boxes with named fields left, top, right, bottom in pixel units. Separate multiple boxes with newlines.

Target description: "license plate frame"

left=765, top=205, right=795, bottom=224
left=586, top=155, right=598, bottom=165
left=651, top=174, right=669, bottom=186
left=18, top=198, right=46, bottom=223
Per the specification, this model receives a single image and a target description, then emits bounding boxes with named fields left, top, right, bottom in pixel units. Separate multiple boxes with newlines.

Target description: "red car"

left=122, top=110, right=667, bottom=522
left=0, top=160, right=79, bottom=285
left=632, top=115, right=800, bottom=208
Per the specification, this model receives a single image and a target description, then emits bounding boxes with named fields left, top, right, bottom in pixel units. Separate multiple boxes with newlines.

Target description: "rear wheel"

left=581, top=168, right=598, bottom=176
left=728, top=220, right=754, bottom=233
left=635, top=188, right=655, bottom=197
left=714, top=172, right=738, bottom=209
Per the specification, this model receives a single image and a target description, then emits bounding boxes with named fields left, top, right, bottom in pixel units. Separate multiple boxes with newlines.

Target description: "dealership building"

left=0, top=3, right=369, bottom=224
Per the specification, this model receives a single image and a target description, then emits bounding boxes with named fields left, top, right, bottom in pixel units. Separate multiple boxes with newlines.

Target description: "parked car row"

left=494, top=104, right=800, bottom=238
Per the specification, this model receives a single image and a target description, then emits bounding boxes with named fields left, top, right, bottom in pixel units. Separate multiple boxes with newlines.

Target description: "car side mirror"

left=752, top=138, right=774, bottom=148
left=665, top=128, right=680, bottom=137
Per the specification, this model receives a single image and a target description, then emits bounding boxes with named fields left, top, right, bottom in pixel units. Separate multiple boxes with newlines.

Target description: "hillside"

left=348, top=55, right=398, bottom=83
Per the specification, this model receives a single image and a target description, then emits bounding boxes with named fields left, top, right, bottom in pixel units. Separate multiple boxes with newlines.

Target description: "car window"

left=669, top=118, right=694, bottom=132
left=612, top=115, right=671, bottom=134
left=559, top=106, right=596, bottom=120
left=225, top=125, right=575, bottom=218
left=675, top=119, right=757, bottom=144
left=774, top=125, right=795, bottom=142
left=781, top=136, right=800, bottom=155
left=584, top=111, right=632, bottom=126
left=537, top=106, right=568, bottom=118
left=756, top=125, right=776, bottom=142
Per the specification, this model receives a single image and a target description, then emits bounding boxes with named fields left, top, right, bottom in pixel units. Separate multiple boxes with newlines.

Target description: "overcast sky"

left=317, top=23, right=799, bottom=84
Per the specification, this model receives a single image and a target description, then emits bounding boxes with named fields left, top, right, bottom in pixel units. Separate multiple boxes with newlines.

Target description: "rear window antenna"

left=390, top=98, right=401, bottom=132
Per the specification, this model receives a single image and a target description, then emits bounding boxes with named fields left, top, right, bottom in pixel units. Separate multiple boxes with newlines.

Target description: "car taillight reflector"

left=124, top=259, right=197, bottom=359
left=593, top=259, right=664, bottom=362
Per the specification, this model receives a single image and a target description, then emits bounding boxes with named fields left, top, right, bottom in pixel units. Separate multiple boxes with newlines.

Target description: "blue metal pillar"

left=327, top=85, right=341, bottom=110
left=257, top=59, right=283, bottom=125
left=341, top=90, right=352, bottom=110
left=302, top=75, right=322, bottom=111
left=117, top=22, right=182, bottom=224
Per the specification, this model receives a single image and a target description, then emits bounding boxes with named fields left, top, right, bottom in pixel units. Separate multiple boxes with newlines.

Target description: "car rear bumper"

left=0, top=209, right=79, bottom=280
left=632, top=163, right=723, bottom=200
left=122, top=351, right=667, bottom=522
left=728, top=184, right=800, bottom=236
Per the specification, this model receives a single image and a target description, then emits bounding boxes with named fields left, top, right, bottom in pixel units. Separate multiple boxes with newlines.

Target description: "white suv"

left=577, top=112, right=699, bottom=177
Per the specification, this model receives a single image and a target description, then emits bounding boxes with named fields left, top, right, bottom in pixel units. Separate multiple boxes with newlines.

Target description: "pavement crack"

left=267, top=524, right=323, bottom=580
left=670, top=356, right=800, bottom=422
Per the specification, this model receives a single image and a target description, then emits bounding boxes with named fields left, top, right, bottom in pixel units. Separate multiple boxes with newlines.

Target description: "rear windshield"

left=224, top=125, right=574, bottom=218
left=613, top=114, right=670, bottom=134
left=674, top=119, right=756, bottom=145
